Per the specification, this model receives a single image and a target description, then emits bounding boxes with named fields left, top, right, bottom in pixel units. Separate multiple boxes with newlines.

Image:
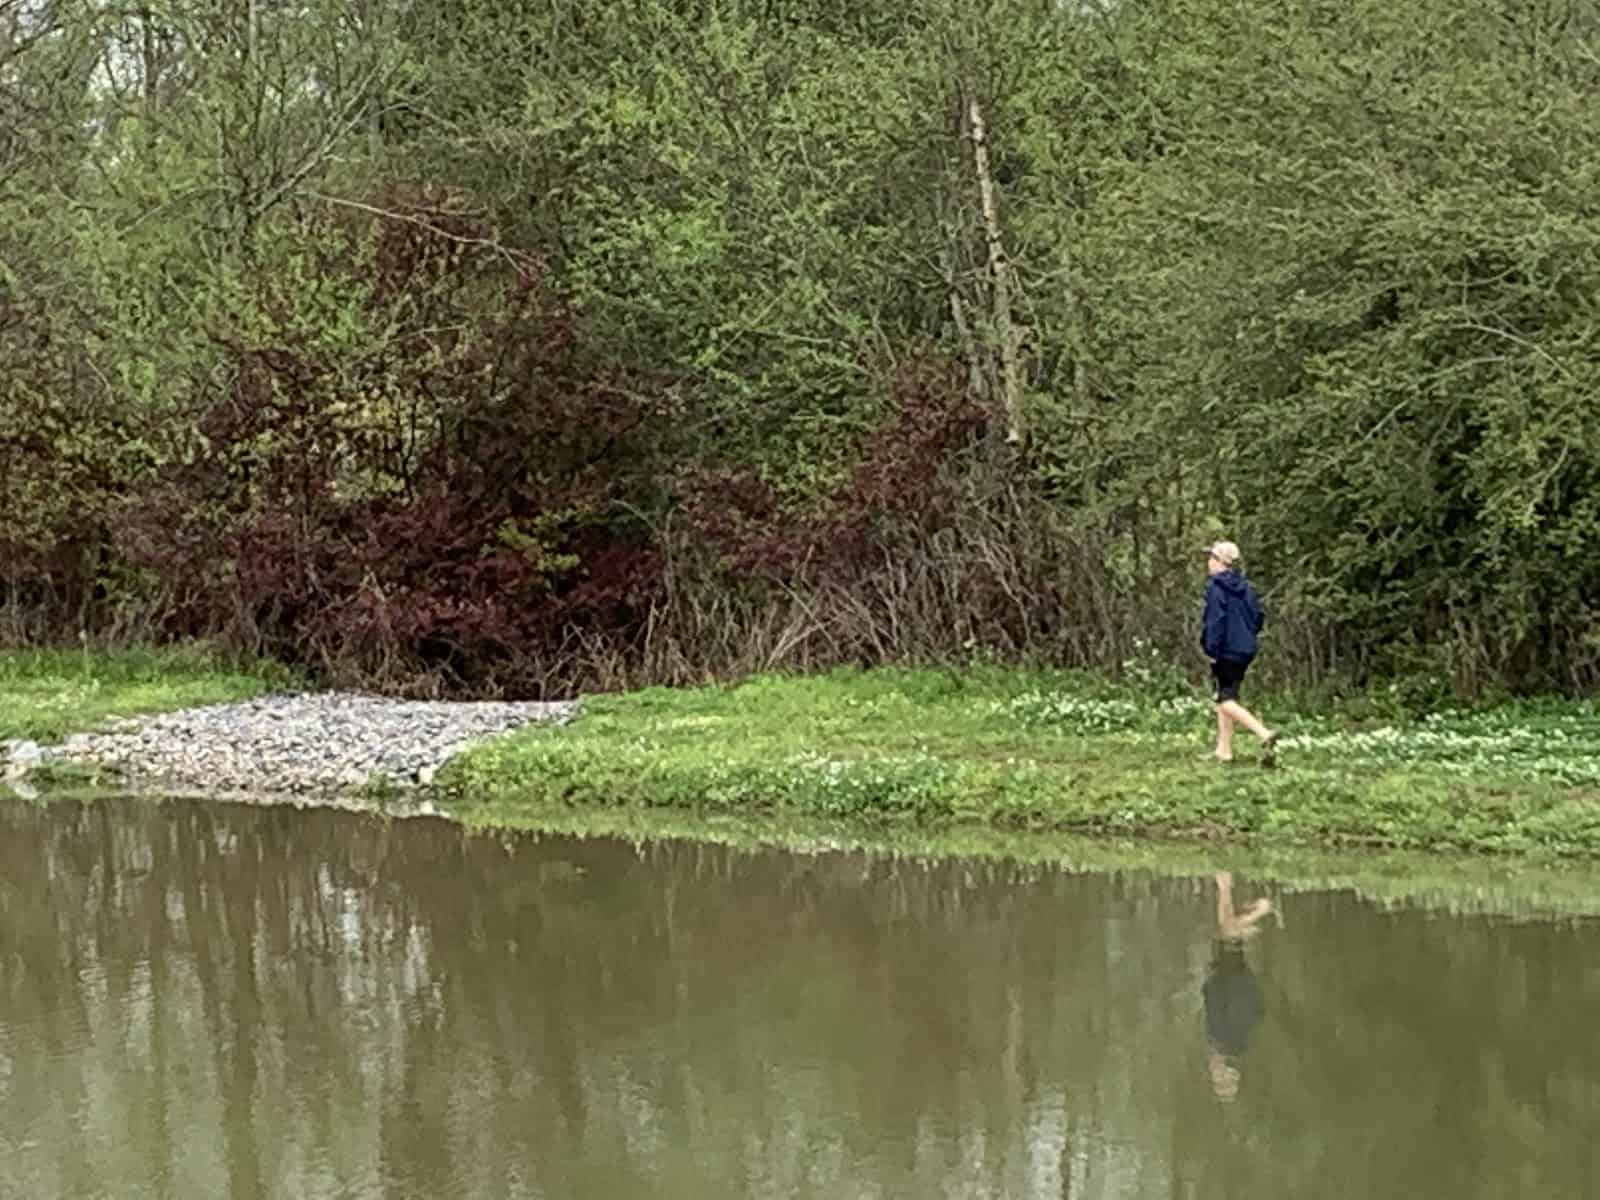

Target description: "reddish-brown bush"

left=107, top=190, right=669, bottom=695
left=3, top=192, right=1081, bottom=694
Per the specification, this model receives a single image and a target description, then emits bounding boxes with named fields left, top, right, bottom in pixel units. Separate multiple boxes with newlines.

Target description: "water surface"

left=0, top=796, right=1596, bottom=1198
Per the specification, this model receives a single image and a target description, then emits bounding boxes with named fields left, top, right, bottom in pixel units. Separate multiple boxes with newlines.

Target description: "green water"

left=0, top=795, right=1596, bottom=1198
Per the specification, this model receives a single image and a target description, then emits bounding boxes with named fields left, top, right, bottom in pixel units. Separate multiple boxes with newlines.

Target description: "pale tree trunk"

left=965, top=90, right=1026, bottom=445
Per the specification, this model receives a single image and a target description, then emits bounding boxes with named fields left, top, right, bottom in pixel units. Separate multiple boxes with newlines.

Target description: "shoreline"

left=440, top=668, right=1600, bottom=859
left=4, top=691, right=576, bottom=799
left=9, top=649, right=1600, bottom=861
left=28, top=785, right=1600, bottom=926
left=0, top=645, right=577, bottom=800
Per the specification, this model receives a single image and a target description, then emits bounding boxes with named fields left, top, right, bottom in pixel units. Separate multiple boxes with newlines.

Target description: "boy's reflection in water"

left=1204, top=870, right=1271, bottom=1101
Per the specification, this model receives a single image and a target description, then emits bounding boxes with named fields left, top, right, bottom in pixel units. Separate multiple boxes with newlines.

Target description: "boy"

left=1204, top=870, right=1273, bottom=1101
left=1201, top=540, right=1278, bottom=764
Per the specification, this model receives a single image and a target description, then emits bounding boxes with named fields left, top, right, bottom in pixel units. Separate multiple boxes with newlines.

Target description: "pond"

left=0, top=795, right=1596, bottom=1198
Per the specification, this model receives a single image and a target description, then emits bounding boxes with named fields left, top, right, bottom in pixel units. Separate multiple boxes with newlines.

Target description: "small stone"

left=2, top=740, right=45, bottom=778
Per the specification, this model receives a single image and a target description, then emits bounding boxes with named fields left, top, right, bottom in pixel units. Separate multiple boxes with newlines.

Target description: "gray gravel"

left=4, top=692, right=577, bottom=799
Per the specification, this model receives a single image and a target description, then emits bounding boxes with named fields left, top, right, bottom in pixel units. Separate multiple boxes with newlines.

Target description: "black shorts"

left=1211, top=658, right=1250, bottom=703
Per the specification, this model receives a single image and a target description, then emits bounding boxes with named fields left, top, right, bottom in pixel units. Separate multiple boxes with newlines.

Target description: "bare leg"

left=1219, top=700, right=1273, bottom=742
left=1215, top=870, right=1234, bottom=926
left=1209, top=1051, right=1241, bottom=1101
left=1214, top=706, right=1235, bottom=760
left=1215, top=870, right=1272, bottom=939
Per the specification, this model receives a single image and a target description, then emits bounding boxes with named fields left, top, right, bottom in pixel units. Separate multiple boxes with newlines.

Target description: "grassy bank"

left=0, top=645, right=280, bottom=742
left=8, top=649, right=1600, bottom=860
left=445, top=667, right=1600, bottom=857
left=5, top=650, right=1600, bottom=914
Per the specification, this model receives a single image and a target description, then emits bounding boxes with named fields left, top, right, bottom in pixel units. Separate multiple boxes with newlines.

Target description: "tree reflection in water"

left=0, top=797, right=1595, bottom=1198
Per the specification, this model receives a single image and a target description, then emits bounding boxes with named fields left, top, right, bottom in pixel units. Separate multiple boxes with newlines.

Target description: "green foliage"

left=5, top=0, right=1600, bottom=695
left=0, top=645, right=283, bottom=742
left=1043, top=0, right=1600, bottom=691
left=444, top=668, right=1600, bottom=856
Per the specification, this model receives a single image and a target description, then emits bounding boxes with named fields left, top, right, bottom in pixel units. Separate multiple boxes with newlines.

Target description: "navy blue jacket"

left=1201, top=570, right=1265, bottom=663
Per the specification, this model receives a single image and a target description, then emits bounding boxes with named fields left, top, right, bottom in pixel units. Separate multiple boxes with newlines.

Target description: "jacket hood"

left=1211, top=569, right=1250, bottom=595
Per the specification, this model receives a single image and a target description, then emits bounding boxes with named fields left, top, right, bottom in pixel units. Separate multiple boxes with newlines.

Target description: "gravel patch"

left=3, top=692, right=577, bottom=799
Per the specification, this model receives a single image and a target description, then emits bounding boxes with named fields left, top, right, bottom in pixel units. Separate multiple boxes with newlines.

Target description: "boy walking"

left=1201, top=540, right=1278, bottom=764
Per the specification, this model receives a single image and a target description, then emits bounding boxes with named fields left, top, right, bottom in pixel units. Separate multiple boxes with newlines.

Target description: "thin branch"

left=1455, top=321, right=1571, bottom=377
left=296, top=190, right=537, bottom=274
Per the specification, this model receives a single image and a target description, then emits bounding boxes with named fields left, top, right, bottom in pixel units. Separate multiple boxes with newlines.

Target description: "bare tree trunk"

left=141, top=7, right=158, bottom=121
left=966, top=90, right=1025, bottom=445
left=942, top=232, right=986, bottom=404
left=137, top=6, right=164, bottom=159
left=941, top=101, right=988, bottom=406
left=359, top=0, right=384, bottom=159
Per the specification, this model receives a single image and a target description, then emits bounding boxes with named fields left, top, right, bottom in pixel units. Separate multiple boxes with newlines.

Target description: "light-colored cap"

left=1206, top=540, right=1241, bottom=565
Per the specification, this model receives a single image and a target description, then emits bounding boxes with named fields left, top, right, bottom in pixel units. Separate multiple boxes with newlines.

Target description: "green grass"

left=0, top=644, right=284, bottom=742
left=443, top=666, right=1600, bottom=857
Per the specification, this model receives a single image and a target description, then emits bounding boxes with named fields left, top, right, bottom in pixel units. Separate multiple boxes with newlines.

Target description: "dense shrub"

left=102, top=193, right=670, bottom=694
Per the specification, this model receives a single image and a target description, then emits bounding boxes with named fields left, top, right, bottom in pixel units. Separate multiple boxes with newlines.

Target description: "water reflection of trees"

left=0, top=798, right=1595, bottom=1198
